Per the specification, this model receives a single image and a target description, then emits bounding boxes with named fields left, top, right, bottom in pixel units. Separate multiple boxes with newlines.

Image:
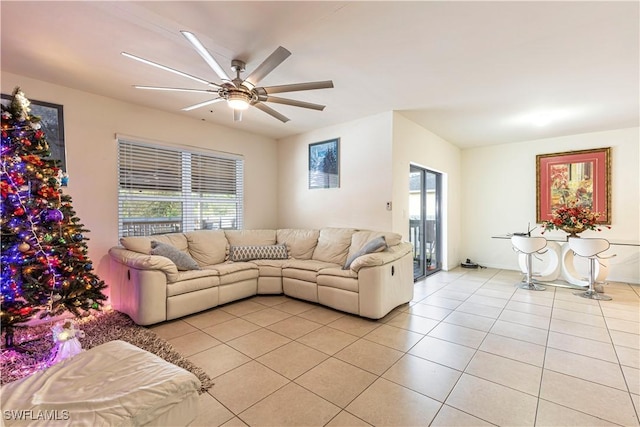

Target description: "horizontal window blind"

left=117, top=138, right=243, bottom=237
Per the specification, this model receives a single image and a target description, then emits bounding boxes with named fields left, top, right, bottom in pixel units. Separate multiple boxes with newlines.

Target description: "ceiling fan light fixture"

left=227, top=91, right=251, bottom=110
left=127, top=31, right=333, bottom=123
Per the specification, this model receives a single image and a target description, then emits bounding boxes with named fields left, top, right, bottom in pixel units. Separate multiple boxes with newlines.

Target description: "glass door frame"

left=410, top=165, right=442, bottom=280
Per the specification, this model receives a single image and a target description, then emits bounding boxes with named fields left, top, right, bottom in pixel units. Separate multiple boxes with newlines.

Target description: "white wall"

left=461, top=127, right=640, bottom=283
left=1, top=72, right=279, bottom=292
left=277, top=112, right=394, bottom=231
left=392, top=113, right=463, bottom=270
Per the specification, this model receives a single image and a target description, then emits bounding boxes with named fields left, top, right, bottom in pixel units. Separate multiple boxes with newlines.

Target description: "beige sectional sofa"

left=108, top=228, right=414, bottom=325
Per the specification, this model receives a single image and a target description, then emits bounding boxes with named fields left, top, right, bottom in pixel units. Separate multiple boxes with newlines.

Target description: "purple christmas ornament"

left=43, top=208, right=64, bottom=222
left=7, top=194, right=21, bottom=206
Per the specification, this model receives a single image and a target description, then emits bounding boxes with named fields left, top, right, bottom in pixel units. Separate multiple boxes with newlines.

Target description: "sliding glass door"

left=409, top=165, right=442, bottom=280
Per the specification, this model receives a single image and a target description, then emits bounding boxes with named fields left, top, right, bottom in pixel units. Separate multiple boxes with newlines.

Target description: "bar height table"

left=492, top=235, right=639, bottom=288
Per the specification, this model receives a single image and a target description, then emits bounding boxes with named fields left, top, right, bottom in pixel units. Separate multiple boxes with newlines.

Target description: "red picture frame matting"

left=536, top=147, right=611, bottom=224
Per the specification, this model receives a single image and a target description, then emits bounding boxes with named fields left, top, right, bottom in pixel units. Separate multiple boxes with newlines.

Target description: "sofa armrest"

left=349, top=242, right=413, bottom=272
left=109, top=246, right=179, bottom=281
left=109, top=247, right=173, bottom=325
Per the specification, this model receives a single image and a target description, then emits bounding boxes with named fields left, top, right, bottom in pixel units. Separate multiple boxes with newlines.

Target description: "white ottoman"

left=1, top=340, right=200, bottom=426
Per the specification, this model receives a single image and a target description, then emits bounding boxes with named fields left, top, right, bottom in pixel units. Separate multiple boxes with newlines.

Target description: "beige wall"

left=277, top=112, right=394, bottom=231
left=392, top=113, right=463, bottom=270
left=461, top=127, right=640, bottom=283
left=1, top=72, right=279, bottom=291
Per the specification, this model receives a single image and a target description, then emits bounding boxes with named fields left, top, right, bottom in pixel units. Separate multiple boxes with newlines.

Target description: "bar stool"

left=568, top=237, right=615, bottom=301
left=511, top=235, right=548, bottom=291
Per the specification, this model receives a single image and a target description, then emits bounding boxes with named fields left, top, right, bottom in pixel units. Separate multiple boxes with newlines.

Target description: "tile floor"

left=150, top=268, right=640, bottom=426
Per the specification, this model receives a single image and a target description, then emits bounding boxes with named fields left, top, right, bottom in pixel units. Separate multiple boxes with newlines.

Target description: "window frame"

left=117, top=136, right=244, bottom=238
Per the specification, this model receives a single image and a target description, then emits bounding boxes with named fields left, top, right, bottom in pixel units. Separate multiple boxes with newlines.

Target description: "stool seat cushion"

left=568, top=237, right=611, bottom=257
left=1, top=340, right=201, bottom=426
left=511, top=235, right=547, bottom=254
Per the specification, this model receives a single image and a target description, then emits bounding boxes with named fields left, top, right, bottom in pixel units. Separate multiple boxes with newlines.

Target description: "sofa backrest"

left=185, top=230, right=229, bottom=266
left=347, top=230, right=402, bottom=257
left=344, top=230, right=402, bottom=266
left=118, top=228, right=402, bottom=266
left=120, top=233, right=189, bottom=254
left=225, top=229, right=276, bottom=246
left=276, top=229, right=320, bottom=260
left=312, top=228, right=356, bottom=265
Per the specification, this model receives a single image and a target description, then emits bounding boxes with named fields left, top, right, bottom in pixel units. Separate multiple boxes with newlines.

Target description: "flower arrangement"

left=541, top=202, right=609, bottom=235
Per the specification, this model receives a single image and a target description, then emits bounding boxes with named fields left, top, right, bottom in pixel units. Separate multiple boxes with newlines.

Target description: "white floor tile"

left=165, top=269, right=639, bottom=427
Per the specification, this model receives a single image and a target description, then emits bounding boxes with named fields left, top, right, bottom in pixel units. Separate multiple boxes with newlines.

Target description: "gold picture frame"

left=536, top=147, right=611, bottom=224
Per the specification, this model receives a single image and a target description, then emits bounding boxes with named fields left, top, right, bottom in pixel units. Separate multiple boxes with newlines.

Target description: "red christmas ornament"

left=19, top=307, right=33, bottom=316
left=0, top=181, right=12, bottom=197
left=12, top=175, right=25, bottom=186
left=38, top=186, right=58, bottom=198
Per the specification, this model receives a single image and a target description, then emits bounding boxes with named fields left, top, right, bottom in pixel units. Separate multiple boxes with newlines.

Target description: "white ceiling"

left=1, top=1, right=638, bottom=148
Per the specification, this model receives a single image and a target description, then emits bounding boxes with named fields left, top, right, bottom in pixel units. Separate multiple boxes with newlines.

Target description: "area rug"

left=0, top=310, right=214, bottom=393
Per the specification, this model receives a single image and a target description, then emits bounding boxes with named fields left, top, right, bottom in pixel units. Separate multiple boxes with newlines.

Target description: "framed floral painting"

left=536, top=147, right=611, bottom=224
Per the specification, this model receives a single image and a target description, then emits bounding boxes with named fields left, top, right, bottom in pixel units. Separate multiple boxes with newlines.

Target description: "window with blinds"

left=117, top=138, right=244, bottom=237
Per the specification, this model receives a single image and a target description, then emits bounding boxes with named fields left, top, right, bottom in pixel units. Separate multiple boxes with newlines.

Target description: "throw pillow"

left=343, top=236, right=388, bottom=269
left=229, top=244, right=288, bottom=262
left=150, top=241, right=200, bottom=271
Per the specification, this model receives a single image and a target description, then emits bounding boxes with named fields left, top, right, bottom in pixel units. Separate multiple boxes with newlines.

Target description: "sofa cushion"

left=225, top=229, right=276, bottom=246
left=317, top=268, right=359, bottom=292
left=166, top=272, right=220, bottom=296
left=283, top=259, right=341, bottom=272
left=318, top=267, right=358, bottom=279
left=283, top=259, right=339, bottom=283
left=250, top=259, right=290, bottom=268
left=312, top=228, right=356, bottom=265
left=229, top=244, right=288, bottom=262
left=120, top=233, right=188, bottom=254
left=250, top=259, right=289, bottom=277
left=185, top=230, right=228, bottom=266
left=151, top=241, right=200, bottom=271
left=276, top=229, right=319, bottom=260
left=168, top=268, right=220, bottom=282
left=343, top=236, right=388, bottom=270
left=204, top=262, right=259, bottom=285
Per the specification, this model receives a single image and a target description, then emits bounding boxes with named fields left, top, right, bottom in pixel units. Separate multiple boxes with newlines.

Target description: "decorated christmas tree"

left=1, top=88, right=107, bottom=346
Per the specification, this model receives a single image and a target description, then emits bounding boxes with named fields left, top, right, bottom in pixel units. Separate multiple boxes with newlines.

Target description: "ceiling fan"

left=122, top=31, right=334, bottom=123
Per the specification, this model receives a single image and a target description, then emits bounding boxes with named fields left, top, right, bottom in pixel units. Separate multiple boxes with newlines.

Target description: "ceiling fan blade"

left=233, top=109, right=243, bottom=122
left=260, top=80, right=334, bottom=94
left=182, top=98, right=225, bottom=111
left=243, top=46, right=291, bottom=89
left=134, top=86, right=218, bottom=94
left=180, top=31, right=233, bottom=83
left=261, top=96, right=325, bottom=111
left=253, top=102, right=290, bottom=123
left=122, top=52, right=218, bottom=87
